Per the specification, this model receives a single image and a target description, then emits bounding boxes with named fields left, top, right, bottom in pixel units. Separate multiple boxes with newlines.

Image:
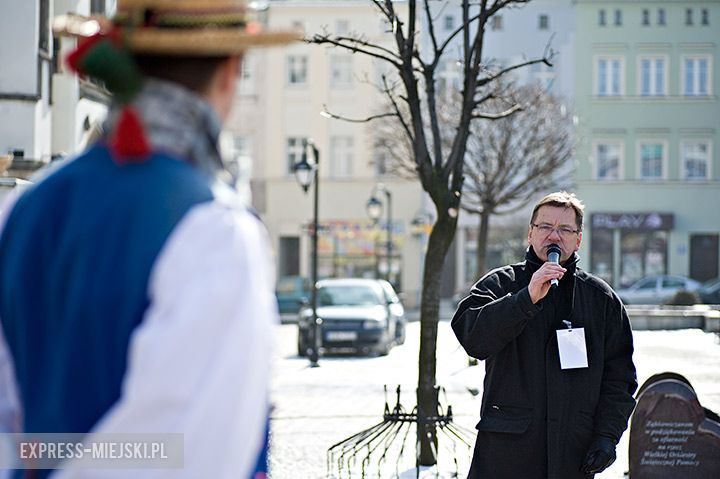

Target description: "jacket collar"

left=526, top=246, right=579, bottom=274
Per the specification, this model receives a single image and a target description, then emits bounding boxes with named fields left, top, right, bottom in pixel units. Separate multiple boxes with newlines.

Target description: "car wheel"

left=395, top=322, right=406, bottom=345
left=375, top=338, right=392, bottom=356
left=297, top=333, right=307, bottom=357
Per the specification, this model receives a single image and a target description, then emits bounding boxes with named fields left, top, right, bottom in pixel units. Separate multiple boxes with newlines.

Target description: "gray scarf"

left=104, top=79, right=229, bottom=181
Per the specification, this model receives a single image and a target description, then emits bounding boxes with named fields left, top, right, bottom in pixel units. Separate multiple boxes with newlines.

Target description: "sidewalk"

left=268, top=321, right=720, bottom=479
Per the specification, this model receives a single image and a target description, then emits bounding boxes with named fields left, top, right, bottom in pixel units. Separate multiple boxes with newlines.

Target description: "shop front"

left=589, top=213, right=674, bottom=288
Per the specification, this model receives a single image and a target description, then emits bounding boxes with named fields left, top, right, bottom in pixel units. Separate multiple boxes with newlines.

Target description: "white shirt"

left=0, top=196, right=278, bottom=478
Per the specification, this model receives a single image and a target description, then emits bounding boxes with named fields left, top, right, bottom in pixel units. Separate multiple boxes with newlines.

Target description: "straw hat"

left=53, top=0, right=301, bottom=55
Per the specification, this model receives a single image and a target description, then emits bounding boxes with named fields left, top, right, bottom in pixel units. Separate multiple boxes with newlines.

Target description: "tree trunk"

left=417, top=213, right=456, bottom=465
left=475, top=209, right=491, bottom=279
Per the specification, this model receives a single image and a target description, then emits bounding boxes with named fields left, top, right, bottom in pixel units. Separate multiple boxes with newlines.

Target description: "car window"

left=318, top=285, right=383, bottom=306
left=276, top=277, right=301, bottom=293
left=381, top=282, right=399, bottom=304
left=662, top=278, right=685, bottom=288
left=635, top=278, right=657, bottom=290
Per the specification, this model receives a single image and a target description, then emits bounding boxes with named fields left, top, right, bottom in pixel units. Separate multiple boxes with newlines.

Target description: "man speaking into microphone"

left=452, top=191, right=637, bottom=478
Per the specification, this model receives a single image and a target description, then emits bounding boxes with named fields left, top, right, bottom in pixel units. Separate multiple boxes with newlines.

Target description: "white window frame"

left=594, top=55, right=625, bottom=97
left=593, top=140, right=624, bottom=181
left=681, top=55, right=712, bottom=96
left=443, top=15, right=454, bottom=31
left=286, top=55, right=308, bottom=86
left=329, top=136, right=354, bottom=178
left=330, top=54, right=353, bottom=89
left=680, top=139, right=713, bottom=180
left=637, top=55, right=668, bottom=96
left=636, top=139, right=668, bottom=180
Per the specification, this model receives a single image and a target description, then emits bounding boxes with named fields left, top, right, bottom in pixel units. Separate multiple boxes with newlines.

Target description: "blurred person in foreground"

left=452, top=191, right=637, bottom=478
left=0, top=1, right=298, bottom=478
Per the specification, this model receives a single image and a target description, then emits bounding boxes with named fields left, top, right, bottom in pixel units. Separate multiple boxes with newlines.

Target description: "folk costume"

left=0, top=1, right=299, bottom=478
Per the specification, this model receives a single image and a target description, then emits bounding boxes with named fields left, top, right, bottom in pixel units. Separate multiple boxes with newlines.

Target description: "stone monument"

left=629, top=372, right=720, bottom=478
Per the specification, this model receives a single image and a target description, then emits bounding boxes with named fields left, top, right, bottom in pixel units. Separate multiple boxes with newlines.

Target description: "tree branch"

left=320, top=105, right=399, bottom=123
left=471, top=103, right=523, bottom=120
left=307, top=33, right=401, bottom=68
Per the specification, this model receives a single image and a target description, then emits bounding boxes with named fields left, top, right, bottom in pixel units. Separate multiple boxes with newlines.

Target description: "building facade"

left=0, top=0, right=113, bottom=178
left=252, top=1, right=431, bottom=305
left=574, top=0, right=720, bottom=287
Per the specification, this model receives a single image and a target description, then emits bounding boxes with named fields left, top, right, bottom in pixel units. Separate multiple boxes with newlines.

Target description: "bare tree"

left=308, top=0, right=551, bottom=464
left=461, top=81, right=575, bottom=277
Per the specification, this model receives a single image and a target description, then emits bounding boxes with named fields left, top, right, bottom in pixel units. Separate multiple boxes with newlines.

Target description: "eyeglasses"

left=531, top=223, right=580, bottom=238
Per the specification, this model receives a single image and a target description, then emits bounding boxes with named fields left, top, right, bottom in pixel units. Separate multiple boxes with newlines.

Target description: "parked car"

left=616, top=275, right=702, bottom=305
left=275, top=276, right=311, bottom=315
left=698, top=277, right=720, bottom=304
left=297, top=278, right=406, bottom=356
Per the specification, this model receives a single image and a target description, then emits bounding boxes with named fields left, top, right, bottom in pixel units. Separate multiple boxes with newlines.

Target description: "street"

left=268, top=318, right=720, bottom=479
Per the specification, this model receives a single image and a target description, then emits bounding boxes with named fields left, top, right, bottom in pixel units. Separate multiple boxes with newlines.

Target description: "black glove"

left=580, top=436, right=616, bottom=475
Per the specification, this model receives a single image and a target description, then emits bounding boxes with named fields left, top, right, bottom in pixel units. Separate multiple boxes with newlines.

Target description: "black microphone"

left=547, top=244, right=561, bottom=289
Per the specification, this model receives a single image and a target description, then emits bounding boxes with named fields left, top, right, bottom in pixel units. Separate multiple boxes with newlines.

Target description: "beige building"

left=228, top=1, right=432, bottom=306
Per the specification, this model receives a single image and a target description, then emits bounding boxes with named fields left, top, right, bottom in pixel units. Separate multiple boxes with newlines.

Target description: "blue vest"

left=0, top=145, right=214, bottom=438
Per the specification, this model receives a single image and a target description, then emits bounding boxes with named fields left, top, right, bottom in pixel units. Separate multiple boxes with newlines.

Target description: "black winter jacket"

left=451, top=247, right=637, bottom=479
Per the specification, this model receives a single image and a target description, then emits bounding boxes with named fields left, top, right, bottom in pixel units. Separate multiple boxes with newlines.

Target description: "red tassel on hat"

left=110, top=107, right=150, bottom=162
left=66, top=33, right=105, bottom=75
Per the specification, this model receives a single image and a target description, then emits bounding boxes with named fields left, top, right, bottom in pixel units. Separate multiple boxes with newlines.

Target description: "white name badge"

left=556, top=328, right=589, bottom=369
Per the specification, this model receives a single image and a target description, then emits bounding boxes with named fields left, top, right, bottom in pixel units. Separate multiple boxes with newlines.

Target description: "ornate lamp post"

left=293, top=139, right=321, bottom=367
left=366, top=184, right=393, bottom=284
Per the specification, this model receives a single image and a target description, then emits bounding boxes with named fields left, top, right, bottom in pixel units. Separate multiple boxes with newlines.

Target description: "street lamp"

left=293, top=139, right=321, bottom=367
left=366, top=184, right=393, bottom=284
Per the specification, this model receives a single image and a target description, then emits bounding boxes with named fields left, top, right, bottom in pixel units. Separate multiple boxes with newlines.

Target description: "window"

left=638, top=141, right=666, bottom=180
left=683, top=56, right=711, bottom=96
left=539, top=14, right=549, bottom=30
left=657, top=9, right=666, bottom=26
left=636, top=278, right=657, bottom=290
left=287, top=55, right=308, bottom=85
left=286, top=137, right=308, bottom=174
left=620, top=231, right=668, bottom=287
left=90, top=0, right=106, bottom=14
left=330, top=136, right=354, bottom=178
left=373, top=148, right=388, bottom=176
left=595, top=56, right=624, bottom=96
left=686, top=8, right=693, bottom=26
left=444, top=15, right=454, bottom=31
left=330, top=55, right=353, bottom=88
left=614, top=9, right=622, bottom=26
left=491, top=15, right=503, bottom=31
left=642, top=9, right=650, bottom=26
left=278, top=237, right=300, bottom=277
left=590, top=228, right=614, bottom=284
left=239, top=53, right=255, bottom=95
left=39, top=0, right=50, bottom=53
left=598, top=9, right=606, bottom=26
left=594, top=141, right=623, bottom=180
left=639, top=56, right=666, bottom=96
left=701, top=9, right=709, bottom=26
left=681, top=140, right=711, bottom=180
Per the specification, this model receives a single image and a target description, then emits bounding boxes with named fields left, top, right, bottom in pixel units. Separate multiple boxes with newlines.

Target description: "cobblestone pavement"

left=268, top=318, right=720, bottom=479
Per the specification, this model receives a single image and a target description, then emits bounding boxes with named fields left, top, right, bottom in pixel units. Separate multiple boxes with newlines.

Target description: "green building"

left=574, top=0, right=720, bottom=288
